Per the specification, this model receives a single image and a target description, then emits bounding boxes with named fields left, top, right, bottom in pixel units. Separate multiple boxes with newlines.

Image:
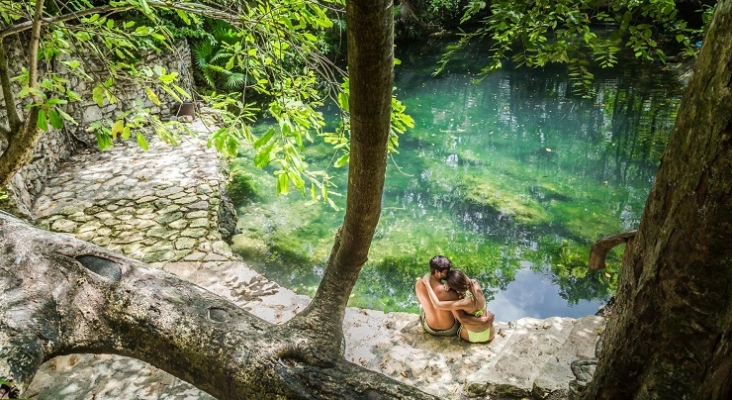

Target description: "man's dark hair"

left=429, top=255, right=453, bottom=275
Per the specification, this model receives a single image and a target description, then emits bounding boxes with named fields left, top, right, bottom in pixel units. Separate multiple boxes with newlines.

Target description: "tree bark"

left=0, top=0, right=45, bottom=189
left=0, top=212, right=437, bottom=400
left=290, top=0, right=395, bottom=360
left=583, top=1, right=732, bottom=398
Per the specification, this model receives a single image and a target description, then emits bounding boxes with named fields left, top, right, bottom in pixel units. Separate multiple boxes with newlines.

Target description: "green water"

left=230, top=41, right=682, bottom=320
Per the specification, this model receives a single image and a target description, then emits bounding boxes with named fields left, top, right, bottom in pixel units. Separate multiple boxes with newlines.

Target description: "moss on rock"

left=457, top=178, right=550, bottom=225
left=227, top=169, right=259, bottom=205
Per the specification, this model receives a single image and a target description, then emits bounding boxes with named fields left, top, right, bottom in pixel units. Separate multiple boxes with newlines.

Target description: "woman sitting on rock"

left=421, top=269, right=495, bottom=343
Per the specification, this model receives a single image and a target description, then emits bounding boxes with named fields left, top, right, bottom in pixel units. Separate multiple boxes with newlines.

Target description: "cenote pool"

left=228, top=40, right=683, bottom=319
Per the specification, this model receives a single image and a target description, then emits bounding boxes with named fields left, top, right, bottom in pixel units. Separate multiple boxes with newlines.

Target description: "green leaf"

left=159, top=72, right=178, bottom=84
left=92, top=85, right=104, bottom=106
left=288, top=171, right=305, bottom=191
left=48, top=109, right=64, bottom=129
left=97, top=131, right=113, bottom=150
left=66, top=90, right=81, bottom=101
left=139, top=0, right=152, bottom=15
left=226, top=136, right=239, bottom=157
left=172, top=84, right=190, bottom=100
left=122, top=126, right=131, bottom=140
left=65, top=60, right=81, bottom=69
left=334, top=153, right=349, bottom=168
left=145, top=87, right=162, bottom=106
left=254, top=144, right=274, bottom=168
left=136, top=132, right=149, bottom=150
left=277, top=173, right=290, bottom=195
left=57, top=109, right=78, bottom=125
left=36, top=109, right=48, bottom=131
left=176, top=10, right=191, bottom=25
left=225, top=56, right=235, bottom=70
left=111, top=120, right=124, bottom=138
left=253, top=128, right=275, bottom=149
left=161, top=85, right=182, bottom=103
left=337, top=92, right=349, bottom=111
left=45, top=98, right=68, bottom=106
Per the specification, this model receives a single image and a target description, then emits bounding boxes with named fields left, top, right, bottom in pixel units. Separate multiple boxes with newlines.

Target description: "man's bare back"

left=415, top=273, right=458, bottom=331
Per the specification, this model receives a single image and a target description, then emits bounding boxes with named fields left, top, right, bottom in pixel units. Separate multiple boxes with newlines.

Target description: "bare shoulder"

left=435, top=284, right=459, bottom=300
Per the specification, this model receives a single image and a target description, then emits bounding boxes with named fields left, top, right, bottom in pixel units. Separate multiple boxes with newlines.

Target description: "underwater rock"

left=454, top=180, right=550, bottom=226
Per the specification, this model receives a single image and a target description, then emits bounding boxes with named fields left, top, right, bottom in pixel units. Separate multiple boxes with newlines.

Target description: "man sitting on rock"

left=416, top=255, right=491, bottom=337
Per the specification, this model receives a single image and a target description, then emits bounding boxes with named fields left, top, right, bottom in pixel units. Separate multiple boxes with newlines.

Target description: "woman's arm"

left=421, top=276, right=468, bottom=310
left=453, top=310, right=493, bottom=326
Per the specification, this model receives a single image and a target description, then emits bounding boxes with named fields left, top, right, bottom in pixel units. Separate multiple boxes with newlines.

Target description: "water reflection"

left=230, top=40, right=682, bottom=318
left=487, top=266, right=601, bottom=320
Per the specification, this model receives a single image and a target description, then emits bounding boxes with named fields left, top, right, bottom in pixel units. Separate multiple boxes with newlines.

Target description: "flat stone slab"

left=464, top=317, right=578, bottom=398
left=533, top=315, right=605, bottom=398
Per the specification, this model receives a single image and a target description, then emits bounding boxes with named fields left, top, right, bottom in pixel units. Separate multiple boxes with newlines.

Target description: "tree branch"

left=588, top=230, right=637, bottom=270
left=0, top=41, right=21, bottom=131
left=0, top=4, right=133, bottom=39
left=26, top=0, right=46, bottom=90
left=0, top=1, right=253, bottom=40
left=0, top=212, right=437, bottom=400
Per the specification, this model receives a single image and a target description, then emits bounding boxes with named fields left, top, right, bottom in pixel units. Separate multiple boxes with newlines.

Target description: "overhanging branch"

left=0, top=213, right=438, bottom=400
left=0, top=1, right=256, bottom=40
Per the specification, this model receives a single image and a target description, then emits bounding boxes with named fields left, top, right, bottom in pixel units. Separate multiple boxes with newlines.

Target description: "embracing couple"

left=415, top=255, right=495, bottom=343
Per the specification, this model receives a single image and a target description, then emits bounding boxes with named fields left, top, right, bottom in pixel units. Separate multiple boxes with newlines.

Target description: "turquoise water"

left=230, top=41, right=682, bottom=319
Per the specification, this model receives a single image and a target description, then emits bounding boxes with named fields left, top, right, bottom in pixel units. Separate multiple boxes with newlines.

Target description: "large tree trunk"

left=0, top=212, right=436, bottom=400
left=288, top=0, right=395, bottom=358
left=583, top=0, right=732, bottom=398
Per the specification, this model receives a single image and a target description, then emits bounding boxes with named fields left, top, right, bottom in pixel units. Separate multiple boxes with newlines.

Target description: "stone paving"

left=32, top=128, right=234, bottom=266
left=24, top=121, right=605, bottom=400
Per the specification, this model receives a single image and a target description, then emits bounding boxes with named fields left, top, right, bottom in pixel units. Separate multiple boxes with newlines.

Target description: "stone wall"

left=0, top=37, right=193, bottom=218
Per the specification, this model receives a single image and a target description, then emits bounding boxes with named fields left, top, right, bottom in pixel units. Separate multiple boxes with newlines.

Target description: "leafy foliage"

left=435, top=0, right=716, bottom=96
left=0, top=0, right=415, bottom=206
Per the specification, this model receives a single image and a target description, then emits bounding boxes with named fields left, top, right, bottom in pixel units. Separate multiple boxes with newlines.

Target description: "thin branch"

left=0, top=0, right=244, bottom=40
left=0, top=4, right=134, bottom=39
left=0, top=40, right=22, bottom=131
left=589, top=230, right=637, bottom=270
left=26, top=0, right=47, bottom=90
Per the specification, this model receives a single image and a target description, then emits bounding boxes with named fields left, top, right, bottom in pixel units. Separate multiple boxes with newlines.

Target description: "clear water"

left=230, top=40, right=682, bottom=319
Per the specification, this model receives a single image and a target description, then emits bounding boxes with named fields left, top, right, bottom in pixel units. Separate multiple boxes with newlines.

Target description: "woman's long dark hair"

left=447, top=269, right=471, bottom=294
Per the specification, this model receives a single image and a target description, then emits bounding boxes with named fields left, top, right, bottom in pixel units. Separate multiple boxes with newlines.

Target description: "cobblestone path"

left=33, top=129, right=233, bottom=265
